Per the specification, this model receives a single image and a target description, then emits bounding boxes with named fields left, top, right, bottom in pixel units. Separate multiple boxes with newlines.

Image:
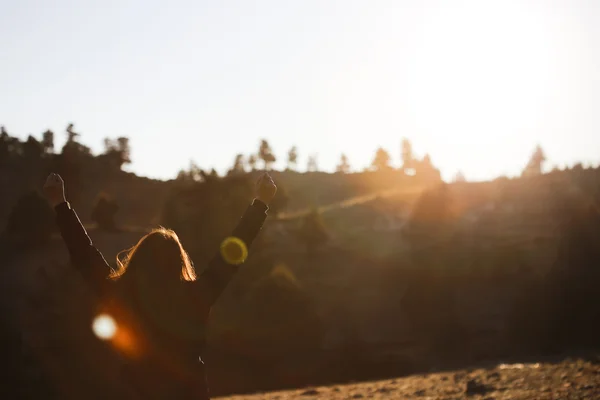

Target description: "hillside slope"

left=218, top=357, right=600, bottom=400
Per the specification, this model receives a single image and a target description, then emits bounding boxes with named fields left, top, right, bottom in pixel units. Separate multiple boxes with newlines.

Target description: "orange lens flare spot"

left=220, top=236, right=248, bottom=265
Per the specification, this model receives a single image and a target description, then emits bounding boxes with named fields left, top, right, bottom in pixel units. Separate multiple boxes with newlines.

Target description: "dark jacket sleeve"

left=198, top=199, right=269, bottom=306
left=55, top=201, right=112, bottom=294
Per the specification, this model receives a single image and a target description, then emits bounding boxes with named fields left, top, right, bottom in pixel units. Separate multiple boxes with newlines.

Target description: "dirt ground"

left=217, top=358, right=600, bottom=400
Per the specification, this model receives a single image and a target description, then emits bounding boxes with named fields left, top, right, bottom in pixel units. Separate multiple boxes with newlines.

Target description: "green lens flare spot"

left=220, top=236, right=248, bottom=265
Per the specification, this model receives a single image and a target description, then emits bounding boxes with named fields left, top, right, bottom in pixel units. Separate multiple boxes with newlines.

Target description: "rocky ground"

left=218, top=357, right=600, bottom=400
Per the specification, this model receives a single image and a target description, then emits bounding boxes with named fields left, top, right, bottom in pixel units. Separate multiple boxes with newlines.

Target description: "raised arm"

left=199, top=173, right=277, bottom=306
left=43, top=173, right=112, bottom=294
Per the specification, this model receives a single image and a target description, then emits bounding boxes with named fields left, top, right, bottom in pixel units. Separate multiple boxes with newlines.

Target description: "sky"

left=1, top=0, right=599, bottom=181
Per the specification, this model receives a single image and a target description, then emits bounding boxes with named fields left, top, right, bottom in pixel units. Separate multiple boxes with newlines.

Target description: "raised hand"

left=255, top=173, right=277, bottom=205
left=43, top=173, right=66, bottom=207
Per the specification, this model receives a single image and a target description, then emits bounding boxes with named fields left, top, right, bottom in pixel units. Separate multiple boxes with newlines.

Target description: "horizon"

left=2, top=122, right=599, bottom=184
left=2, top=0, right=599, bottom=181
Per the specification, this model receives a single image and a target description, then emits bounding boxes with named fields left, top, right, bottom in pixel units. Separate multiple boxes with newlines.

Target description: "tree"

left=258, top=139, right=276, bottom=170
left=415, top=153, right=442, bottom=182
left=66, top=123, right=79, bottom=143
left=61, top=123, right=91, bottom=157
left=572, top=163, right=584, bottom=173
left=297, top=210, right=329, bottom=256
left=55, top=125, right=90, bottom=205
left=336, top=153, right=350, bottom=173
left=22, top=135, right=43, bottom=162
left=6, top=191, right=55, bottom=246
left=176, top=169, right=192, bottom=182
left=0, top=128, right=23, bottom=160
left=177, top=161, right=204, bottom=182
left=453, top=171, right=466, bottom=182
left=247, top=154, right=258, bottom=171
left=0, top=127, right=9, bottom=164
left=306, top=154, right=318, bottom=172
left=102, top=137, right=131, bottom=170
left=522, top=145, right=546, bottom=177
left=102, top=139, right=119, bottom=170
left=401, top=138, right=415, bottom=173
left=189, top=162, right=203, bottom=182
left=287, top=146, right=298, bottom=170
left=41, top=130, right=54, bottom=155
left=371, top=147, right=392, bottom=171
left=228, top=154, right=246, bottom=176
left=117, top=137, right=131, bottom=165
left=91, top=194, right=119, bottom=231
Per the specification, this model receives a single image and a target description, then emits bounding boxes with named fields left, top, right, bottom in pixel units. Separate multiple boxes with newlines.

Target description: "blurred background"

left=1, top=0, right=599, bottom=399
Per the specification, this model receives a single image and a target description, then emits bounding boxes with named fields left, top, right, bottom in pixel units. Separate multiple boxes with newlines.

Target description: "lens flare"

left=92, top=314, right=117, bottom=340
left=220, top=236, right=248, bottom=265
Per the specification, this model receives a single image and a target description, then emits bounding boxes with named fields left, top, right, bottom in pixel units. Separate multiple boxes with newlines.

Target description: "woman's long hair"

left=103, top=228, right=198, bottom=353
left=111, top=227, right=196, bottom=283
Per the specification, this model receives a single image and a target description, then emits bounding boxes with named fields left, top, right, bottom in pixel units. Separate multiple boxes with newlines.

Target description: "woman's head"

left=111, top=227, right=196, bottom=283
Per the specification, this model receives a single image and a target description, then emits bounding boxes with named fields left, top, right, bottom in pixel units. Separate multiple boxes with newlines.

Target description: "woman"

left=43, top=172, right=277, bottom=399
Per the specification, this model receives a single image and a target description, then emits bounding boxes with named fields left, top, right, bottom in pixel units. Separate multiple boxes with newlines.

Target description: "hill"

left=1, top=168, right=434, bottom=232
left=2, top=132, right=600, bottom=398
left=217, top=356, right=600, bottom=400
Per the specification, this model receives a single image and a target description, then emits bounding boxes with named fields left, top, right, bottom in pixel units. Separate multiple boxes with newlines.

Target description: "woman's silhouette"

left=43, top=172, right=277, bottom=399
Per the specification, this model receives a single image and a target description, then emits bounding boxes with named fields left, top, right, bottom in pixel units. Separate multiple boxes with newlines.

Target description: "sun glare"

left=92, top=314, right=117, bottom=340
left=403, top=1, right=555, bottom=176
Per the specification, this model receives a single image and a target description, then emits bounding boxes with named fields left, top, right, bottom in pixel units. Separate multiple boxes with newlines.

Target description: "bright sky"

left=1, top=0, right=599, bottom=181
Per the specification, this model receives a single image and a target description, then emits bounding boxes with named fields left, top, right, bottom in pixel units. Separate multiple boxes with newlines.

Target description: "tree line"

left=0, top=124, right=129, bottom=251
left=177, top=138, right=443, bottom=180
left=1, top=122, right=558, bottom=183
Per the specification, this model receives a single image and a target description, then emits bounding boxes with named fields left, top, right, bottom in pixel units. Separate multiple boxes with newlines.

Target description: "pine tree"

left=258, top=139, right=276, bottom=170
left=307, top=154, right=318, bottom=172
left=336, top=153, right=350, bottom=173
left=371, top=147, right=392, bottom=171
left=287, top=146, right=298, bottom=170
left=248, top=154, right=258, bottom=171
left=401, top=138, right=415, bottom=173
left=228, top=154, right=246, bottom=175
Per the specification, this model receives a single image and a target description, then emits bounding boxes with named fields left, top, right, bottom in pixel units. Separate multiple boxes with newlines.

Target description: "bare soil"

left=218, top=358, right=600, bottom=400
